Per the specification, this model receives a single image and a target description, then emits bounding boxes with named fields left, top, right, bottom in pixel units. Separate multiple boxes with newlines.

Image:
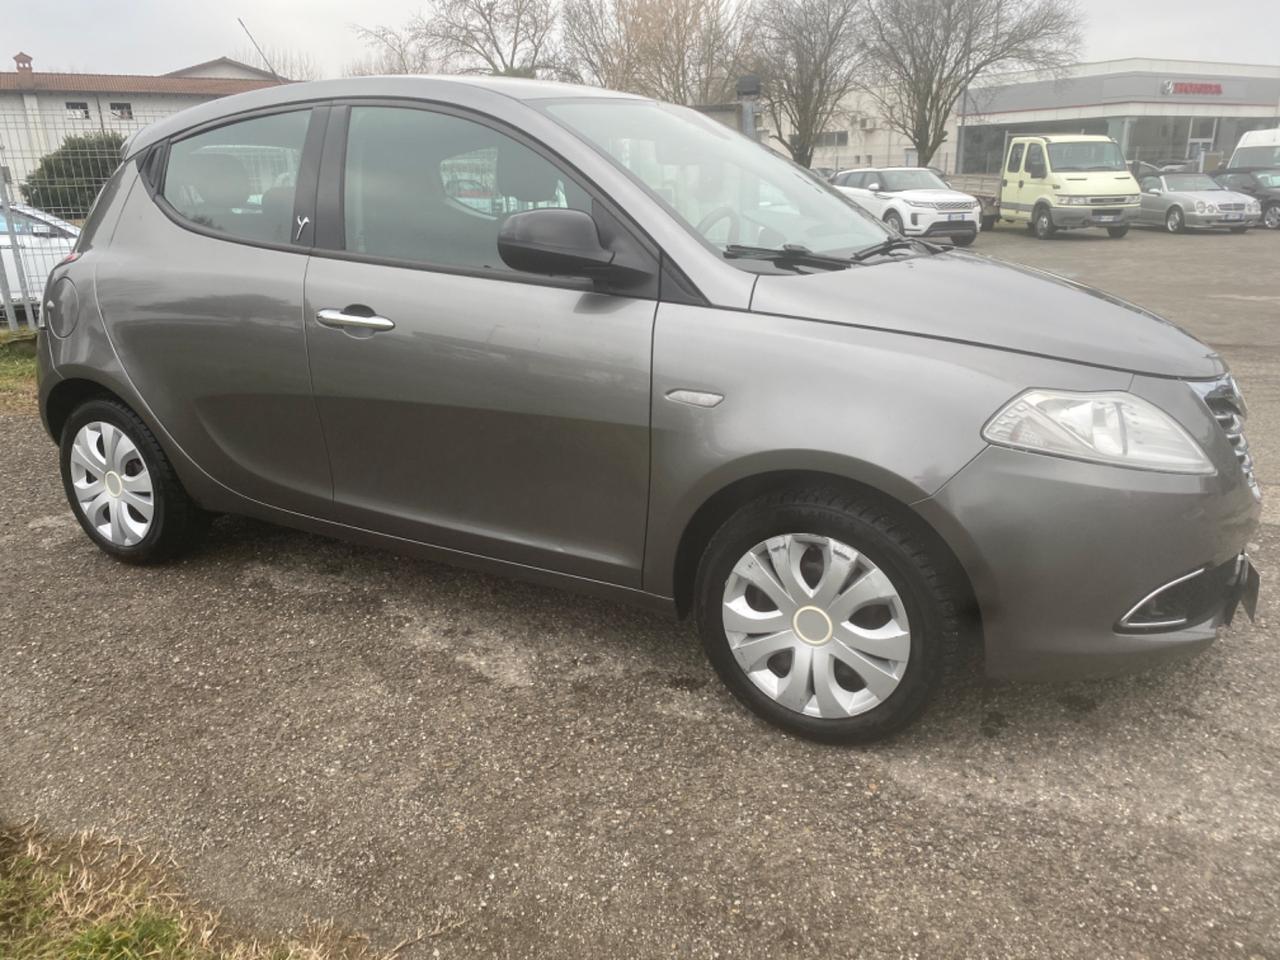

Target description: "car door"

left=1139, top=176, right=1163, bottom=224
left=1021, top=142, right=1049, bottom=216
left=95, top=106, right=334, bottom=515
left=303, top=103, right=657, bottom=586
left=850, top=171, right=887, bottom=217
left=1001, top=142, right=1027, bottom=221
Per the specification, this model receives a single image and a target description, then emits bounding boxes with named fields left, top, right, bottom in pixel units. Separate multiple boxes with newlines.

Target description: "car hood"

left=749, top=251, right=1224, bottom=378
left=1170, top=190, right=1251, bottom=204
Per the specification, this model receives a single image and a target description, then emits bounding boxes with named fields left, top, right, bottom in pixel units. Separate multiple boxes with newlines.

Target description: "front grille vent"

left=934, top=200, right=972, bottom=212
left=1191, top=375, right=1258, bottom=497
left=1218, top=203, right=1244, bottom=212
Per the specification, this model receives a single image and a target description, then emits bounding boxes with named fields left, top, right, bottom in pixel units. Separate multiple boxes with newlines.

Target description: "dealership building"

left=956, top=58, right=1280, bottom=173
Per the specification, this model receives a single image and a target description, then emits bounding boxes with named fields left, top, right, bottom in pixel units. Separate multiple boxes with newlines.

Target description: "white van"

left=1228, top=128, right=1280, bottom=169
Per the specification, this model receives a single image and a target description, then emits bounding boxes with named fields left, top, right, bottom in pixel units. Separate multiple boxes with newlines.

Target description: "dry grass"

left=0, top=329, right=38, bottom=414
left=0, top=822, right=462, bottom=960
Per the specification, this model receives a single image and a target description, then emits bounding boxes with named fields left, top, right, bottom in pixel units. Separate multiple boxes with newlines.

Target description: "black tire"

left=59, top=398, right=208, bottom=564
left=980, top=214, right=997, bottom=231
left=694, top=488, right=962, bottom=744
left=1106, top=225, right=1130, bottom=238
left=884, top=210, right=905, bottom=235
left=1165, top=206, right=1185, bottom=234
left=1033, top=205, right=1056, bottom=239
left=1263, top=204, right=1280, bottom=230
left=951, top=234, right=975, bottom=247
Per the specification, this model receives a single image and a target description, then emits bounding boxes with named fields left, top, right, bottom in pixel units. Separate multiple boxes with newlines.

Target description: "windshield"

left=543, top=99, right=888, bottom=261
left=1046, top=141, right=1126, bottom=172
left=879, top=169, right=947, bottom=191
left=1233, top=145, right=1280, bottom=168
left=1164, top=174, right=1222, bottom=192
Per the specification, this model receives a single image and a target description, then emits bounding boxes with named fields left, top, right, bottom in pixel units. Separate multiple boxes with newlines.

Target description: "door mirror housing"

left=498, top=209, right=650, bottom=286
left=866, top=182, right=880, bottom=192
left=1026, top=161, right=1046, bottom=179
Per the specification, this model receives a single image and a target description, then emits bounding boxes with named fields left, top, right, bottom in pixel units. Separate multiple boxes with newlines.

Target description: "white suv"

left=832, top=167, right=980, bottom=246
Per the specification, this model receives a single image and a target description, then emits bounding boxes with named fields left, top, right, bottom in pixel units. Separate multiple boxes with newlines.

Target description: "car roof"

left=124, top=75, right=648, bottom=159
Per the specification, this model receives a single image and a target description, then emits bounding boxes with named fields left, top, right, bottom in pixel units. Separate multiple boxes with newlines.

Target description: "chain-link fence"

left=1, top=109, right=161, bottom=331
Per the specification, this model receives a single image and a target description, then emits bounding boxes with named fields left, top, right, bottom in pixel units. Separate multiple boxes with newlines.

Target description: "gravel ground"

left=2, top=225, right=1278, bottom=959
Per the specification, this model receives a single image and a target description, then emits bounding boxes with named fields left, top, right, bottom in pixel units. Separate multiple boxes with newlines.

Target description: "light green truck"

left=948, top=134, right=1142, bottom=239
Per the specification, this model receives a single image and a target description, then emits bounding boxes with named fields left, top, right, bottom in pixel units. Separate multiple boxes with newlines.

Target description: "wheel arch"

left=668, top=467, right=980, bottom=644
left=43, top=376, right=121, bottom=442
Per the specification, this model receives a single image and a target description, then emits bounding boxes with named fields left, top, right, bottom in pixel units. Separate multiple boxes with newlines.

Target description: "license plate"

left=1094, top=214, right=1118, bottom=222
left=1225, top=213, right=1243, bottom=221
left=946, top=213, right=965, bottom=221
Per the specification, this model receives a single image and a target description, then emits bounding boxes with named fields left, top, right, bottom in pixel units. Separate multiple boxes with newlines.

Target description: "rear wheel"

left=1033, top=206, right=1056, bottom=239
left=1106, top=225, right=1130, bottom=238
left=884, top=210, right=905, bottom=235
left=694, top=488, right=960, bottom=744
left=1264, top=204, right=1280, bottom=230
left=1166, top=206, right=1185, bottom=233
left=60, top=398, right=208, bottom=564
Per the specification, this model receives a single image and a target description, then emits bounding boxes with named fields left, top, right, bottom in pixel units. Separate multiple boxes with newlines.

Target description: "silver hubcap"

left=69, top=421, right=154, bottom=546
left=1266, top=207, right=1280, bottom=229
left=1167, top=209, right=1181, bottom=232
left=722, top=534, right=911, bottom=719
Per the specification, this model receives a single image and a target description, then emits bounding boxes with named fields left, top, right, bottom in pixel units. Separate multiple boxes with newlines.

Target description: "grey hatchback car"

left=37, top=77, right=1261, bottom=743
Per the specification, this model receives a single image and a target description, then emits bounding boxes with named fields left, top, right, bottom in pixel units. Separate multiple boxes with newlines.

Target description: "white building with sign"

left=955, top=58, right=1280, bottom=173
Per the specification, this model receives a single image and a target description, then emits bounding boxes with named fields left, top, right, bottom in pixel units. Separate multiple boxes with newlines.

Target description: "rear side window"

left=342, top=105, right=589, bottom=270
left=1007, top=143, right=1025, bottom=172
left=162, top=110, right=309, bottom=244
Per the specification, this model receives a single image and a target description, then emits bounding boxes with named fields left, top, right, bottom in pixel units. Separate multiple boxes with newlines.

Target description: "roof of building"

left=164, top=57, right=279, bottom=81
left=0, top=52, right=282, bottom=96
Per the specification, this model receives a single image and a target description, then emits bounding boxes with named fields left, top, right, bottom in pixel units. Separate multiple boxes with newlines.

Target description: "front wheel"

left=1107, top=225, right=1130, bottom=238
left=1166, top=207, right=1185, bottom=233
left=1033, top=206, right=1056, bottom=239
left=60, top=398, right=209, bottom=564
left=694, top=489, right=960, bottom=744
left=884, top=210, right=905, bottom=235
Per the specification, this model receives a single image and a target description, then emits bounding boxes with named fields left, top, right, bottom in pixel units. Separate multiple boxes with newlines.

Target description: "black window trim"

left=311, top=96, right=692, bottom=303
left=147, top=102, right=330, bottom=258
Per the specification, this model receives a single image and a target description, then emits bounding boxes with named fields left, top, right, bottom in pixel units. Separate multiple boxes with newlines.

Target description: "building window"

left=109, top=102, right=133, bottom=120
left=814, top=130, right=849, bottom=148
left=65, top=101, right=90, bottom=120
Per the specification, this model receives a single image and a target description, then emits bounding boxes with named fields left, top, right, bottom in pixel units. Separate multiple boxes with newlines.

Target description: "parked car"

left=1, top=203, right=79, bottom=316
left=831, top=167, right=980, bottom=245
left=949, top=135, right=1141, bottom=239
left=38, top=77, right=1260, bottom=743
left=1212, top=169, right=1280, bottom=230
left=1227, top=128, right=1280, bottom=170
left=1136, top=172, right=1261, bottom=233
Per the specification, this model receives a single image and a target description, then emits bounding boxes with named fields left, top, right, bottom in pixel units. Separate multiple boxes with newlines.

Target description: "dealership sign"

left=1161, top=80, right=1224, bottom=96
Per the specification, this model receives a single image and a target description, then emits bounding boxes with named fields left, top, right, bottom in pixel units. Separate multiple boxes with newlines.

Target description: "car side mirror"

left=1027, top=162, right=1046, bottom=179
left=1147, top=188, right=1161, bottom=195
left=866, top=182, right=880, bottom=192
left=498, top=209, right=650, bottom=286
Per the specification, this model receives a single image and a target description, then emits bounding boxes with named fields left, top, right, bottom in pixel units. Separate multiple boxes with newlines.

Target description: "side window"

left=1141, top=176, right=1159, bottom=192
left=848, top=173, right=866, bottom=188
left=1007, top=143, right=1025, bottom=173
left=343, top=106, right=589, bottom=270
left=162, top=110, right=309, bottom=244
left=1025, top=143, right=1045, bottom=171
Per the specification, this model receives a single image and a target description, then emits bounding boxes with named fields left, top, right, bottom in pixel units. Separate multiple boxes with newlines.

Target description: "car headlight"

left=904, top=199, right=934, bottom=208
left=1248, top=200, right=1261, bottom=213
left=983, top=390, right=1213, bottom=474
left=1058, top=195, right=1089, bottom=205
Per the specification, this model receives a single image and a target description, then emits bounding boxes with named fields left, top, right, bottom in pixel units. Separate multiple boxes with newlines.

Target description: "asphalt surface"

left=3, top=224, right=1279, bottom=959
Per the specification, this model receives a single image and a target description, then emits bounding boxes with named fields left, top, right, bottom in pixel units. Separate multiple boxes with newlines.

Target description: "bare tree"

left=560, top=0, right=642, bottom=90
left=754, top=0, right=866, bottom=167
left=413, top=0, right=558, bottom=76
left=861, top=0, right=1080, bottom=166
left=347, top=23, right=440, bottom=75
left=233, top=45, right=322, bottom=81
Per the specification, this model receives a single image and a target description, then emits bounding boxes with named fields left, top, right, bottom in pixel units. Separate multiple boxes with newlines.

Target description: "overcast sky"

left=10, top=0, right=1280, bottom=77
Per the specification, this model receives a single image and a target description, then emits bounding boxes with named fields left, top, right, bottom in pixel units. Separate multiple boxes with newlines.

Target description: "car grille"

left=1219, top=202, right=1244, bottom=212
left=1191, top=375, right=1258, bottom=497
left=934, top=200, right=972, bottom=211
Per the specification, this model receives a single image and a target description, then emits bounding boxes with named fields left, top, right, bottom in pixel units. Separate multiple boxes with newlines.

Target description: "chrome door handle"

left=316, top=308, right=395, bottom=331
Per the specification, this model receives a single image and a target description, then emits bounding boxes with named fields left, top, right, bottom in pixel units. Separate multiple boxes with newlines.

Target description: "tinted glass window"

left=163, top=110, right=309, bottom=244
left=1026, top=143, right=1045, bottom=171
left=343, top=106, right=588, bottom=269
left=1007, top=143, right=1024, bottom=172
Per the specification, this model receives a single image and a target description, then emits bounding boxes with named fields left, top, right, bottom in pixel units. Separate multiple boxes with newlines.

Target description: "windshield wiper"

left=850, top=236, right=944, bottom=262
left=723, top=243, right=852, bottom=270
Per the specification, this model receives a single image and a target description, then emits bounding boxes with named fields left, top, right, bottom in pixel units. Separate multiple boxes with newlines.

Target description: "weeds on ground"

left=0, top=329, right=38, bottom=413
left=0, top=822, right=461, bottom=959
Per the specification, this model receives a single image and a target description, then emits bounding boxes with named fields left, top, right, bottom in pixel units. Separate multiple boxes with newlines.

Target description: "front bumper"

left=1186, top=211, right=1261, bottom=229
left=1049, top=203, right=1139, bottom=229
left=915, top=375, right=1260, bottom=680
left=903, top=210, right=979, bottom=238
